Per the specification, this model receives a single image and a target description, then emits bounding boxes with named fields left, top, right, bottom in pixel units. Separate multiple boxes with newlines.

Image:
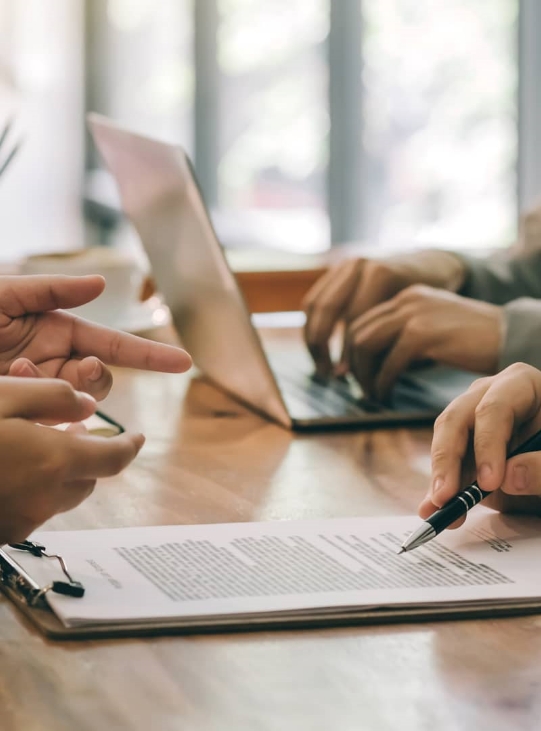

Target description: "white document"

left=5, top=508, right=541, bottom=628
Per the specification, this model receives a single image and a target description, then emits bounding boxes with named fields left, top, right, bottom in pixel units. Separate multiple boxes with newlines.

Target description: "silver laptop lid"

left=88, top=114, right=291, bottom=428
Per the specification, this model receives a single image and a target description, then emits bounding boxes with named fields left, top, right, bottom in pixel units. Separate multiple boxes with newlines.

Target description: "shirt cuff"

left=456, top=252, right=517, bottom=304
left=499, top=298, right=541, bottom=370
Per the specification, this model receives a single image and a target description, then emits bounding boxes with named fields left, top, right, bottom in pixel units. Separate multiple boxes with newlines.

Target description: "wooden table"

left=2, top=332, right=541, bottom=731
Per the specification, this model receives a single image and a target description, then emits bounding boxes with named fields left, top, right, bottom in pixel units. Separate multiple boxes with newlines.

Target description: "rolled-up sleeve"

left=446, top=201, right=541, bottom=369
left=458, top=250, right=541, bottom=304
left=498, top=298, right=541, bottom=370
left=455, top=250, right=541, bottom=369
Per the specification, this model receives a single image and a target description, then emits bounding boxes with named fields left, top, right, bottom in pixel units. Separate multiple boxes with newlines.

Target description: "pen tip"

left=397, top=547, right=406, bottom=555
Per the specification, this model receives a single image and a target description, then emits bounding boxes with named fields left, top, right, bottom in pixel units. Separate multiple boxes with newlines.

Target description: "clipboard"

left=3, top=539, right=541, bottom=641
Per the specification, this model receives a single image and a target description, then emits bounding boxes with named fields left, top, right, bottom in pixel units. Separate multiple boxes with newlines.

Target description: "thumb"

left=501, top=453, right=541, bottom=496
left=0, top=377, right=96, bottom=423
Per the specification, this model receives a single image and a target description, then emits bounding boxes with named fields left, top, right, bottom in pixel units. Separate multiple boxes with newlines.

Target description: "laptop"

left=88, top=114, right=479, bottom=430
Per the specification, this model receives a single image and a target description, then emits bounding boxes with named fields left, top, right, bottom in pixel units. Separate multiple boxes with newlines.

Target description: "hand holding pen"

left=403, top=364, right=541, bottom=553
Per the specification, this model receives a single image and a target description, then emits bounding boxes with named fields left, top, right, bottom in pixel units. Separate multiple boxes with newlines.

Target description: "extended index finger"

left=70, top=317, right=192, bottom=373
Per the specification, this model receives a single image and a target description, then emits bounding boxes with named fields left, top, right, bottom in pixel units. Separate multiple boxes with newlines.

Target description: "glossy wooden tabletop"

left=2, top=340, right=541, bottom=731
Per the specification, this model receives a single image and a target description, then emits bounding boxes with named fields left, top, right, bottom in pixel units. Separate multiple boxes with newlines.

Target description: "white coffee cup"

left=20, top=247, right=146, bottom=328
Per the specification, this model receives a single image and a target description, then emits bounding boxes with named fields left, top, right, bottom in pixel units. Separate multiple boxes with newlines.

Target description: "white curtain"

left=0, top=0, right=84, bottom=261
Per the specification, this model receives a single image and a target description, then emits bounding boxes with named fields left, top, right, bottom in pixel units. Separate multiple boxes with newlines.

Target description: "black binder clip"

left=9, top=540, right=85, bottom=602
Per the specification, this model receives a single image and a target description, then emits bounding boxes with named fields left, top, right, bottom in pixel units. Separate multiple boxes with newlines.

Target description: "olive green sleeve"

left=497, top=298, right=541, bottom=370
left=452, top=250, right=541, bottom=369
left=457, top=249, right=541, bottom=304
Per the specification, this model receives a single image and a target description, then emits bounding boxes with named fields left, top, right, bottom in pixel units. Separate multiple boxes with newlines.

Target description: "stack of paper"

left=5, top=508, right=541, bottom=632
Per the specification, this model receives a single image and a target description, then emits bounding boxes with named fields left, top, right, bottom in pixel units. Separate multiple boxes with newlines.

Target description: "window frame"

left=518, top=0, right=541, bottom=213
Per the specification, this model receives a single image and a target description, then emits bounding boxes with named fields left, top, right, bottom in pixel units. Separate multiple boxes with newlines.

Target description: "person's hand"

left=302, top=250, right=467, bottom=378
left=342, top=285, right=503, bottom=401
left=0, top=376, right=145, bottom=545
left=419, top=363, right=541, bottom=528
left=0, top=274, right=192, bottom=400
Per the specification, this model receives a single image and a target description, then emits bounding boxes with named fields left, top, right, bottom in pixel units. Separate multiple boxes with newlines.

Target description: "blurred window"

left=0, top=0, right=84, bottom=261
left=89, top=0, right=193, bottom=148
left=362, top=0, right=518, bottom=249
left=0, top=1, right=523, bottom=259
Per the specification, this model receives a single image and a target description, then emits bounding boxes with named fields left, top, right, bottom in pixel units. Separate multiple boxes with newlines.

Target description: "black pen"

left=95, top=409, right=125, bottom=434
left=399, top=427, right=541, bottom=553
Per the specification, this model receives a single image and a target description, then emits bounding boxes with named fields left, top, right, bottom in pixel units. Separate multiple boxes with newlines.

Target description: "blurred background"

left=0, top=0, right=539, bottom=262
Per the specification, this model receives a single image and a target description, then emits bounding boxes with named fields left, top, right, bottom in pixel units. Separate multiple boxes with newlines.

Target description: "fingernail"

left=418, top=496, right=433, bottom=518
left=477, top=463, right=492, bottom=485
left=17, top=362, right=37, bottom=377
left=76, top=391, right=96, bottom=407
left=88, top=360, right=103, bottom=382
left=431, top=477, right=445, bottom=495
left=512, top=464, right=529, bottom=493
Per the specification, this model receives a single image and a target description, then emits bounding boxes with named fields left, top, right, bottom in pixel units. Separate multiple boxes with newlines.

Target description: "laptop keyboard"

left=268, top=352, right=384, bottom=419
